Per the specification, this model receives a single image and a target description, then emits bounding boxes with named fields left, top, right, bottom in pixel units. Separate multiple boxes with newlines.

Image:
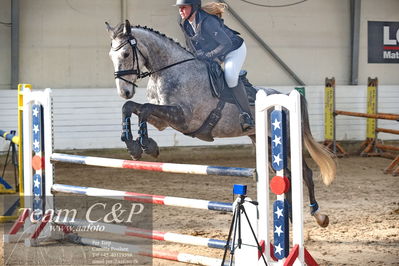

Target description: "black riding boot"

left=231, top=81, right=255, bottom=131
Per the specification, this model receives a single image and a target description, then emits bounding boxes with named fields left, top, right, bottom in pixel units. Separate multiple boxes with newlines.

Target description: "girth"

left=184, top=100, right=226, bottom=142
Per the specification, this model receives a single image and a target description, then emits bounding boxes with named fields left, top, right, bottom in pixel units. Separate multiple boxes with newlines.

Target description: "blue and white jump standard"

left=3, top=86, right=318, bottom=266
left=256, top=90, right=317, bottom=265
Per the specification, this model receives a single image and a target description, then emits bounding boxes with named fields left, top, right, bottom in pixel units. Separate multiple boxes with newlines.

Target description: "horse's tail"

left=301, top=95, right=336, bottom=186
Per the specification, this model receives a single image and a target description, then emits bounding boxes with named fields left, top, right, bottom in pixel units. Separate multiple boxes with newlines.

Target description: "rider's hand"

left=195, top=50, right=209, bottom=60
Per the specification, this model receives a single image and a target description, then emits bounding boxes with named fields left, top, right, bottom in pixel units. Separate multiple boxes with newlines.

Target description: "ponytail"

left=202, top=2, right=228, bottom=18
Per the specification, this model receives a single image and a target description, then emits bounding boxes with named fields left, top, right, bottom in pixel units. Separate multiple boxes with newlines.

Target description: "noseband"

left=112, top=36, right=195, bottom=87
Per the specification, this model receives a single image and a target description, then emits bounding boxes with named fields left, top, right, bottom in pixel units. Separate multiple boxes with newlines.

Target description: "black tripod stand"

left=221, top=194, right=267, bottom=266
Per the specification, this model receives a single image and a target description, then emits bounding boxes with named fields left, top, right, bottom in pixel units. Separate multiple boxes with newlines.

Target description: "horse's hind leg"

left=137, top=103, right=187, bottom=129
left=303, top=160, right=329, bottom=227
left=283, top=162, right=329, bottom=228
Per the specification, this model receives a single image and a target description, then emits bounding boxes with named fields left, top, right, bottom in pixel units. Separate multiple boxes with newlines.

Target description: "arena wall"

left=0, top=0, right=398, bottom=151
left=1, top=85, right=398, bottom=152
left=0, top=0, right=398, bottom=90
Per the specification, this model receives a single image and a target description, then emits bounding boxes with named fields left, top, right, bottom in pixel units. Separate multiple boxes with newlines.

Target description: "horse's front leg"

left=122, top=101, right=170, bottom=131
left=302, top=161, right=329, bottom=227
left=121, top=101, right=140, bottom=142
left=122, top=101, right=144, bottom=160
left=122, top=102, right=187, bottom=160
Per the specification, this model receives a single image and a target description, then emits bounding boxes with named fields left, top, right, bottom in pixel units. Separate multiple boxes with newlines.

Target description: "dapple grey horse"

left=106, top=21, right=336, bottom=227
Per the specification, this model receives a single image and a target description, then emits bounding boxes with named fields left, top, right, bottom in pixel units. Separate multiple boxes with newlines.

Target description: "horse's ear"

left=105, top=22, right=115, bottom=39
left=123, top=20, right=131, bottom=36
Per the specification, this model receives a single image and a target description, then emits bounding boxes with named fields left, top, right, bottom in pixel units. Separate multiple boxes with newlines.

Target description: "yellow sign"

left=324, top=85, right=334, bottom=141
left=366, top=79, right=377, bottom=139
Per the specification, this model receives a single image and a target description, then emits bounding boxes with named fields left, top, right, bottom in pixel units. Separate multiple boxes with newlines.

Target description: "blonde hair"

left=202, top=2, right=228, bottom=18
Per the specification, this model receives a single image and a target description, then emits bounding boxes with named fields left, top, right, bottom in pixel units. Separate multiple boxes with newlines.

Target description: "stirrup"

left=239, top=112, right=254, bottom=131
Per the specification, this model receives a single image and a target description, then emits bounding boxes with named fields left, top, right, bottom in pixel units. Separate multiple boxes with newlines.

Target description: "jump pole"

left=0, top=130, right=20, bottom=146
left=55, top=218, right=227, bottom=249
left=65, top=234, right=225, bottom=265
left=51, top=183, right=233, bottom=212
left=50, top=153, right=256, bottom=178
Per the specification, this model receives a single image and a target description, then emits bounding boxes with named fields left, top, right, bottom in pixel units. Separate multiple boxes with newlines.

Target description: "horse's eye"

left=122, top=52, right=129, bottom=58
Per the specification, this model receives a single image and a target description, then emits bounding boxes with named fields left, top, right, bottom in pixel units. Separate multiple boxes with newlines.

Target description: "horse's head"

left=106, top=20, right=146, bottom=99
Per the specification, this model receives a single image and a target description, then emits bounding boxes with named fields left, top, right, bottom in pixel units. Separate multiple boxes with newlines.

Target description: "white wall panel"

left=1, top=85, right=398, bottom=153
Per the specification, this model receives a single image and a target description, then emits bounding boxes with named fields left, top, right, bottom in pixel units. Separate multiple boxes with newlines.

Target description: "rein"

left=112, top=36, right=195, bottom=86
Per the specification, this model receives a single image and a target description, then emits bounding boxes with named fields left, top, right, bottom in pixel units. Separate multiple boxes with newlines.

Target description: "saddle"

left=184, top=61, right=257, bottom=141
left=206, top=61, right=256, bottom=104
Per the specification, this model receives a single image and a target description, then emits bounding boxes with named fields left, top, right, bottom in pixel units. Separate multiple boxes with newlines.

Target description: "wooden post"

left=323, top=77, right=347, bottom=156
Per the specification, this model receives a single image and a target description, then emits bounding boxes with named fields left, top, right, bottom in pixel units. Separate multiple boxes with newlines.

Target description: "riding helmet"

left=175, top=0, right=201, bottom=9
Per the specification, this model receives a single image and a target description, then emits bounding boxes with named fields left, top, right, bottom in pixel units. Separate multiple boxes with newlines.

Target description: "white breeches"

left=224, top=42, right=247, bottom=88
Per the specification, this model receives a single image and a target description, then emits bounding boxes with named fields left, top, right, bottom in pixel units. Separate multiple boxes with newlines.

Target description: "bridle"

left=112, top=36, right=195, bottom=87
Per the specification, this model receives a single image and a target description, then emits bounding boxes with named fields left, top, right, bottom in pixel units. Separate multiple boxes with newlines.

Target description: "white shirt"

left=189, top=17, right=197, bottom=33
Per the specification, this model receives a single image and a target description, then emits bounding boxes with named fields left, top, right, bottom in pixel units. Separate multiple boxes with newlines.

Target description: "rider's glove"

left=195, top=50, right=210, bottom=61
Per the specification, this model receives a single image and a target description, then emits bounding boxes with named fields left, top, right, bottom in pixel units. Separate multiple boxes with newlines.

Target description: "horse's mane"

left=113, top=23, right=193, bottom=55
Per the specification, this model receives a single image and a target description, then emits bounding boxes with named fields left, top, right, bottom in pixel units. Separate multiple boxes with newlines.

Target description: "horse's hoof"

left=143, top=138, right=159, bottom=158
left=125, top=140, right=143, bottom=160
left=314, top=212, right=329, bottom=227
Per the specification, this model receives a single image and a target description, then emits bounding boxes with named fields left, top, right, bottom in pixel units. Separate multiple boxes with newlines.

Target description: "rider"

left=175, top=0, right=254, bottom=131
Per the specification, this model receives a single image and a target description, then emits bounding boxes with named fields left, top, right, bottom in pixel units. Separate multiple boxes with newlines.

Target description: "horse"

left=105, top=20, right=336, bottom=228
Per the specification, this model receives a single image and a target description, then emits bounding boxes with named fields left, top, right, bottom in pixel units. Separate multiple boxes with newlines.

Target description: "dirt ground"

left=1, top=145, right=398, bottom=265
